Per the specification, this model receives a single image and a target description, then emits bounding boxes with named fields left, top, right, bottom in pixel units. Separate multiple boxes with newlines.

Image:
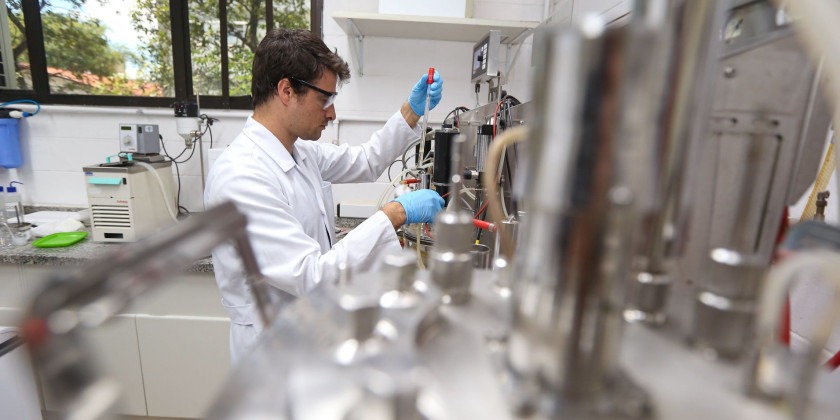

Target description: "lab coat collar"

left=242, top=116, right=307, bottom=173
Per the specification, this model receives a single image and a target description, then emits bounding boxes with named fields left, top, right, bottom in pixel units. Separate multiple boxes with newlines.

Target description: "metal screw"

left=724, top=67, right=736, bottom=78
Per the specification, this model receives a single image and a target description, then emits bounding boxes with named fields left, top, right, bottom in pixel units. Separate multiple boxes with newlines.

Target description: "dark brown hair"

left=251, top=28, right=350, bottom=108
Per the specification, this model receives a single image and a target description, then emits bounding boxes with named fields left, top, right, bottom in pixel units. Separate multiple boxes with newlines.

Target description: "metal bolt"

left=724, top=67, right=736, bottom=78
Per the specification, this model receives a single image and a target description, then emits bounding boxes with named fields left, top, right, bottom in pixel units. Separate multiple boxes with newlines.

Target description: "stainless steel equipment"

left=19, top=1, right=840, bottom=419
left=681, top=0, right=831, bottom=357
left=471, top=30, right=502, bottom=85
left=21, top=202, right=277, bottom=419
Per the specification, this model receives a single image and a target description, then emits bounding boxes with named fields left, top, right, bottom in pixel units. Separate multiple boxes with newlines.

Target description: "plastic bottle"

left=6, top=181, right=23, bottom=225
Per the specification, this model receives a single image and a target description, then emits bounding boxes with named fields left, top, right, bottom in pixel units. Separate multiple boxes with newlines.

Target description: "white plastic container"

left=378, top=0, right=473, bottom=18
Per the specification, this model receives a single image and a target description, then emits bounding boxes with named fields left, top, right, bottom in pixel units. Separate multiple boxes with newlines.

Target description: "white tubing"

left=134, top=161, right=179, bottom=222
left=758, top=251, right=840, bottom=352
left=481, top=126, right=528, bottom=256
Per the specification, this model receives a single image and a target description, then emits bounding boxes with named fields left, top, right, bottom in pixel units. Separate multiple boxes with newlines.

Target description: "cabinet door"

left=131, top=272, right=227, bottom=318
left=0, top=265, right=23, bottom=325
left=136, top=315, right=230, bottom=418
left=41, top=315, right=147, bottom=416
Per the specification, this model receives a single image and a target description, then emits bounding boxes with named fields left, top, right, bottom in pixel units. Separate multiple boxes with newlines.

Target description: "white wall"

left=3, top=0, right=549, bottom=213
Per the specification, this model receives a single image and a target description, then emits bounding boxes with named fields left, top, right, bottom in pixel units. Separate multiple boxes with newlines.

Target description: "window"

left=0, top=0, right=321, bottom=109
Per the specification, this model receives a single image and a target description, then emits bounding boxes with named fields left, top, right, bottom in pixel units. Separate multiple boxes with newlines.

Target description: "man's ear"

left=276, top=79, right=294, bottom=106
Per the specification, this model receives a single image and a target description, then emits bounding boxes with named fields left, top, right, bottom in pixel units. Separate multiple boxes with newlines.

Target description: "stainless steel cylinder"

left=471, top=243, right=491, bottom=269
left=505, top=10, right=656, bottom=416
left=382, top=251, right=418, bottom=293
left=624, top=0, right=726, bottom=327
left=430, top=210, right=474, bottom=305
left=419, top=173, right=431, bottom=190
left=429, top=134, right=476, bottom=305
left=494, top=218, right=519, bottom=264
left=623, top=272, right=670, bottom=325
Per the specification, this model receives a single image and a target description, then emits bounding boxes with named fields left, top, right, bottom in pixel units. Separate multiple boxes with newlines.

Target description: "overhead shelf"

left=331, top=11, right=539, bottom=74
left=332, top=11, right=538, bottom=43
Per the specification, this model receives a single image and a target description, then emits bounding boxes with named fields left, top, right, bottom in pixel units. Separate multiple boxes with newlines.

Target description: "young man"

left=205, top=28, right=445, bottom=362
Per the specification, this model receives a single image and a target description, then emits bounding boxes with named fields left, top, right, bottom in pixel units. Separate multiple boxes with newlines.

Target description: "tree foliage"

left=5, top=0, right=310, bottom=97
left=129, top=0, right=310, bottom=97
left=7, top=0, right=136, bottom=91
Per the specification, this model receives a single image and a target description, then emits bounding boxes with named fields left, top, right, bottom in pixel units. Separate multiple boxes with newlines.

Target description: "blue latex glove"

left=394, top=189, right=445, bottom=224
left=407, top=70, right=443, bottom=116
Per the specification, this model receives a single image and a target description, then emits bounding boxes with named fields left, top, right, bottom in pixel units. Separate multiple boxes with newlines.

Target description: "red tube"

left=826, top=349, right=840, bottom=371
left=427, top=67, right=435, bottom=84
left=774, top=208, right=791, bottom=346
left=401, top=178, right=420, bottom=185
left=473, top=219, right=495, bottom=232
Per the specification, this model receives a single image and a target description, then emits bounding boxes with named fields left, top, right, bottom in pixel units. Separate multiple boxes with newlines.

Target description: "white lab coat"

left=204, top=111, right=420, bottom=363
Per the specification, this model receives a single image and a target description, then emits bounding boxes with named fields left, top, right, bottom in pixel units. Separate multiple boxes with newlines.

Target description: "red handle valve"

left=473, top=219, right=496, bottom=232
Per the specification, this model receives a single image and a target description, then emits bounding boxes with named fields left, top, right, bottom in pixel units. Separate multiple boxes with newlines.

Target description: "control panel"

left=471, top=30, right=502, bottom=84
left=119, top=124, right=160, bottom=154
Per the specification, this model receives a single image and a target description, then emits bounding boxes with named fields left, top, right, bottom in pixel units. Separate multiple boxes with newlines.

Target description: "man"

left=205, top=28, right=445, bottom=362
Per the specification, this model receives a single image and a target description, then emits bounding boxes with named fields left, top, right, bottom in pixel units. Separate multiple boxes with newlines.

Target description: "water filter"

left=0, top=111, right=22, bottom=168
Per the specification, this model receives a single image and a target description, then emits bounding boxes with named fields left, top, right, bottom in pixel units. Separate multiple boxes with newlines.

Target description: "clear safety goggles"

left=289, top=77, right=338, bottom=110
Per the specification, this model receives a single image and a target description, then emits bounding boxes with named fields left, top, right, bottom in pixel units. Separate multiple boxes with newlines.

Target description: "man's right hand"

left=383, top=189, right=445, bottom=228
left=407, top=70, right=443, bottom=117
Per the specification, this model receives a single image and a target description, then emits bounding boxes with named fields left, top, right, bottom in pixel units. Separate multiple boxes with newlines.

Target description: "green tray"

left=32, top=231, right=89, bottom=248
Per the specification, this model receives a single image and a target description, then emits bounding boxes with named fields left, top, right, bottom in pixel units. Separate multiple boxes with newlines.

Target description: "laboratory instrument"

left=471, top=30, right=501, bottom=85
left=83, top=160, right=176, bottom=242
left=118, top=124, right=160, bottom=155
left=173, top=101, right=200, bottom=148
left=18, top=1, right=840, bottom=419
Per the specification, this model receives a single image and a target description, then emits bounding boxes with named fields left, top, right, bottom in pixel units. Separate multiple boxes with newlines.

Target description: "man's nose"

left=326, top=104, right=336, bottom=120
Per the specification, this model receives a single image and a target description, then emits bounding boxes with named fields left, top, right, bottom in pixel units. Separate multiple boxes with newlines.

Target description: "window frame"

left=0, top=0, right=323, bottom=109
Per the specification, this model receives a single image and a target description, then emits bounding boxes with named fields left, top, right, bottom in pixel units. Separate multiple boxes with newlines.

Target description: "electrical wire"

left=160, top=134, right=192, bottom=162
left=474, top=195, right=484, bottom=242
left=159, top=134, right=183, bottom=213
left=475, top=201, right=488, bottom=218
left=443, top=106, right=470, bottom=128
left=200, top=114, right=219, bottom=148
left=206, top=123, right=214, bottom=150
left=153, top=116, right=214, bottom=218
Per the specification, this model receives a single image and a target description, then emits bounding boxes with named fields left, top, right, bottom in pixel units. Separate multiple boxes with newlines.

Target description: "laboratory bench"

left=0, top=215, right=364, bottom=419
left=0, top=216, right=365, bottom=271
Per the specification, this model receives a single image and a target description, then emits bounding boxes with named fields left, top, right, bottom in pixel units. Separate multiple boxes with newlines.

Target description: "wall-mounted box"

left=378, top=0, right=473, bottom=19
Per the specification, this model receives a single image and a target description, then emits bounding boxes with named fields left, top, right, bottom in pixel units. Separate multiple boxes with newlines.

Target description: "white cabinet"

left=136, top=315, right=230, bottom=418
left=4, top=263, right=229, bottom=419
left=0, top=264, right=24, bottom=327
left=40, top=315, right=147, bottom=416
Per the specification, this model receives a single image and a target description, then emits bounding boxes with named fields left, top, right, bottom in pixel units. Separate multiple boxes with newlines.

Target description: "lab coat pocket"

left=220, top=300, right=254, bottom=326
left=321, top=181, right=336, bottom=235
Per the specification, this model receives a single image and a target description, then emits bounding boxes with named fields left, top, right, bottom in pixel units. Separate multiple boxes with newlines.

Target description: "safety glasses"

left=289, top=77, right=338, bottom=110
